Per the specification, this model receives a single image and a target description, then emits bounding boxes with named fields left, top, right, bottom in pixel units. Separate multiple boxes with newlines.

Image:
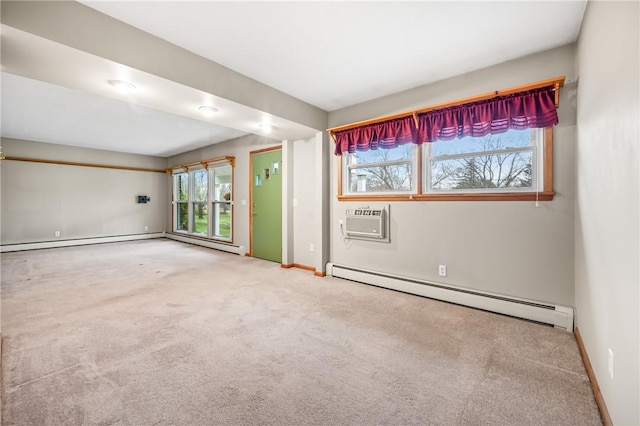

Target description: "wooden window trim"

left=166, top=155, right=235, bottom=172
left=171, top=158, right=236, bottom=243
left=337, top=192, right=555, bottom=202
left=4, top=156, right=165, bottom=173
left=327, top=76, right=564, bottom=136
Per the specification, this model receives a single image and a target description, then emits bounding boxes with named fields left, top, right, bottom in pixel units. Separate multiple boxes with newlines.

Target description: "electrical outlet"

left=438, top=264, right=447, bottom=277
left=608, top=348, right=614, bottom=379
left=144, top=225, right=149, bottom=232
left=339, top=219, right=344, bottom=227
left=309, top=243, right=315, bottom=253
left=54, top=231, right=61, bottom=237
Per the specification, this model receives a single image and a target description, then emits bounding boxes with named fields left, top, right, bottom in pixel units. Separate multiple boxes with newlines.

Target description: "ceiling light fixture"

left=108, top=79, right=136, bottom=94
left=199, top=106, right=219, bottom=116
left=259, top=123, right=272, bottom=133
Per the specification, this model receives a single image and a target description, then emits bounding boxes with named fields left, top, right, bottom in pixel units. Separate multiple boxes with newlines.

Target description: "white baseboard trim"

left=165, top=233, right=246, bottom=256
left=327, top=262, right=574, bottom=332
left=1, top=232, right=166, bottom=252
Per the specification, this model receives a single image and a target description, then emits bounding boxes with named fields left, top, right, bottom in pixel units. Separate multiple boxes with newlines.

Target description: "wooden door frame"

left=248, top=145, right=282, bottom=257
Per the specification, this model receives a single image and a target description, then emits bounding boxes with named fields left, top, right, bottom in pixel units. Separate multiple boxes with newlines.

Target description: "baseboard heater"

left=1, top=232, right=165, bottom=252
left=166, top=233, right=246, bottom=256
left=326, top=263, right=574, bottom=332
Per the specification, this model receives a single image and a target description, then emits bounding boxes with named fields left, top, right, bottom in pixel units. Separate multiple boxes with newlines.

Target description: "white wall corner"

left=281, top=139, right=294, bottom=265
left=315, top=131, right=330, bottom=274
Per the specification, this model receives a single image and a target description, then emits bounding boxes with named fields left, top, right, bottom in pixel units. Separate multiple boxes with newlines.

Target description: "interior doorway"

left=250, top=147, right=282, bottom=262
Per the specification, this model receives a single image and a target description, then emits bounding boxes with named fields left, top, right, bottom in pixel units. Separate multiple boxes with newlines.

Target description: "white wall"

left=575, top=1, right=639, bottom=423
left=292, top=136, right=317, bottom=267
left=328, top=45, right=578, bottom=306
left=0, top=138, right=166, bottom=245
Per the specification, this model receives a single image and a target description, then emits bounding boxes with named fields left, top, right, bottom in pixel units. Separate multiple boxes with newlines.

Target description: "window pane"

left=345, top=145, right=414, bottom=193
left=349, top=163, right=412, bottom=192
left=213, top=165, right=232, bottom=202
left=192, top=202, right=208, bottom=234
left=177, top=202, right=188, bottom=231
left=212, top=202, right=231, bottom=238
left=346, top=144, right=413, bottom=166
left=430, top=151, right=533, bottom=191
left=177, top=173, right=188, bottom=201
left=193, top=169, right=208, bottom=202
left=430, top=130, right=532, bottom=157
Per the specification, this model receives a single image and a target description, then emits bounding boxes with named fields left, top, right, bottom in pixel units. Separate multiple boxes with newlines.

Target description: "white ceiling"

left=1, top=72, right=247, bottom=157
left=80, top=1, right=587, bottom=111
left=1, top=1, right=587, bottom=158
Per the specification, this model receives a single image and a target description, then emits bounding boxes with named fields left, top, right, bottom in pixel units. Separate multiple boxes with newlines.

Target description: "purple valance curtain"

left=332, top=86, right=558, bottom=155
left=333, top=115, right=416, bottom=155
left=415, top=86, right=558, bottom=143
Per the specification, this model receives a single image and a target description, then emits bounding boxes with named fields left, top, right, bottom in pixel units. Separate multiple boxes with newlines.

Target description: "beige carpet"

left=1, top=239, right=601, bottom=425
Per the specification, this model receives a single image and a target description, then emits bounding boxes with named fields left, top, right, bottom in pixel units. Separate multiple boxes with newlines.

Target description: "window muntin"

left=424, top=129, right=541, bottom=193
left=343, top=144, right=415, bottom=194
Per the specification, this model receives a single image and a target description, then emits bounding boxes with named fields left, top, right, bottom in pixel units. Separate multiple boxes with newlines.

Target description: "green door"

left=251, top=148, right=282, bottom=262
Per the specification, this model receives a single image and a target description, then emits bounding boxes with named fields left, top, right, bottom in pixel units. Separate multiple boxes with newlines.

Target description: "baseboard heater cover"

left=326, top=263, right=574, bottom=332
left=166, top=233, right=245, bottom=256
left=1, top=232, right=165, bottom=252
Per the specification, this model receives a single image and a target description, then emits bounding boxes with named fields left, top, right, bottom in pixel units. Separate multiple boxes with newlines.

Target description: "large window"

left=339, top=127, right=553, bottom=201
left=173, top=160, right=233, bottom=241
left=333, top=78, right=562, bottom=202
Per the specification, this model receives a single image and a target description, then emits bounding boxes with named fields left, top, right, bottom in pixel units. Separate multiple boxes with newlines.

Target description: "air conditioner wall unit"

left=344, top=205, right=389, bottom=242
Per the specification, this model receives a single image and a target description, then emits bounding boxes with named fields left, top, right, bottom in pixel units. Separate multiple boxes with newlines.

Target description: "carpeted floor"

left=1, top=239, right=601, bottom=425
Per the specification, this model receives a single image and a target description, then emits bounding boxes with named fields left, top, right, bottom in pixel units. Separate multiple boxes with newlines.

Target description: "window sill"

left=337, top=191, right=555, bottom=202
